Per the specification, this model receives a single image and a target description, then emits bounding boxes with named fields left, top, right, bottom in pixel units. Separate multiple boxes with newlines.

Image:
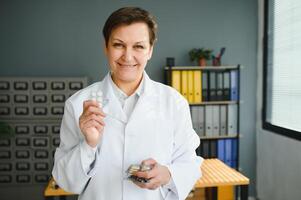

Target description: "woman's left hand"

left=133, top=158, right=171, bottom=190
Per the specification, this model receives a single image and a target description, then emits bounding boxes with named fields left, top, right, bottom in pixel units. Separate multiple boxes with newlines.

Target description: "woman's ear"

left=104, top=44, right=108, bottom=56
left=147, top=45, right=154, bottom=60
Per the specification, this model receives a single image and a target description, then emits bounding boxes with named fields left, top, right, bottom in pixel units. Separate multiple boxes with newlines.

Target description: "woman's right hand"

left=79, top=100, right=106, bottom=148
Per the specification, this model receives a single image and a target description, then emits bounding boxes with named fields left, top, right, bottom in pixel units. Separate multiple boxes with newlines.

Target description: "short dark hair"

left=102, top=7, right=158, bottom=46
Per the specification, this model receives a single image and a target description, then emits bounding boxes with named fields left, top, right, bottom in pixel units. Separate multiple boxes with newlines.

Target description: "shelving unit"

left=165, top=65, right=241, bottom=200
left=164, top=65, right=240, bottom=168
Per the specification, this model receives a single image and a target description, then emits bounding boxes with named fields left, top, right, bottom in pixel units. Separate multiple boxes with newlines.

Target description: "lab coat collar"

left=100, top=74, right=127, bottom=123
left=141, top=71, right=156, bottom=98
left=109, top=72, right=145, bottom=99
left=128, top=71, right=159, bottom=124
left=99, top=71, right=157, bottom=124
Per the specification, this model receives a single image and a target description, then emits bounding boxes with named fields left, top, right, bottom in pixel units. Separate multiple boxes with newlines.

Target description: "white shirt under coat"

left=52, top=71, right=203, bottom=200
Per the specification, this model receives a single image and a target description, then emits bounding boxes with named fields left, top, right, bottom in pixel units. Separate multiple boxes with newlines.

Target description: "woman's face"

left=105, top=22, right=153, bottom=86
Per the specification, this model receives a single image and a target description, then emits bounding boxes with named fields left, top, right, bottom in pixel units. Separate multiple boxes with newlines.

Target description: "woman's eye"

left=113, top=43, right=124, bottom=48
left=134, top=45, right=145, bottom=49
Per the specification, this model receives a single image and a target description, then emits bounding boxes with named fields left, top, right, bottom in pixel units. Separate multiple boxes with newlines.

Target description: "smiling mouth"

left=117, top=62, right=138, bottom=68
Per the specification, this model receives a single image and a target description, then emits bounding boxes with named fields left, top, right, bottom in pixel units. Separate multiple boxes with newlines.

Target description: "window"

left=263, top=0, right=301, bottom=140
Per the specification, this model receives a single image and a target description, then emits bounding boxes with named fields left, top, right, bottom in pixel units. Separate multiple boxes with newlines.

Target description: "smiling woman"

left=52, top=7, right=203, bottom=200
left=102, top=7, right=157, bottom=96
left=105, top=22, right=154, bottom=95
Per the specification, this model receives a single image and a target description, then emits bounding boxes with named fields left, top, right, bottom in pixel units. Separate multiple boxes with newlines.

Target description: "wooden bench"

left=194, top=159, right=249, bottom=200
left=44, top=178, right=73, bottom=200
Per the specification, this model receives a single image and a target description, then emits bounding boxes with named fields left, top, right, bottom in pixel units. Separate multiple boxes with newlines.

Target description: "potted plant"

left=189, top=48, right=212, bottom=66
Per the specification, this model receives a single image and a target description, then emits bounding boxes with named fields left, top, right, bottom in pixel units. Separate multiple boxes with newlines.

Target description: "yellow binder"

left=193, top=70, right=202, bottom=103
left=218, top=186, right=234, bottom=200
left=181, top=70, right=188, bottom=100
left=171, top=70, right=181, bottom=93
left=187, top=70, right=194, bottom=103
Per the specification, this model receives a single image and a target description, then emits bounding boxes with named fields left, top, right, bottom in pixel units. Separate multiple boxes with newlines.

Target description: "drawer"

left=16, top=162, right=31, bottom=171
left=0, top=163, right=13, bottom=171
left=32, top=137, right=49, bottom=148
left=69, top=81, right=83, bottom=90
left=34, top=150, right=49, bottom=159
left=0, top=175, right=12, bottom=183
left=0, top=81, right=10, bottom=90
left=15, top=149, right=31, bottom=159
left=51, top=82, right=65, bottom=90
left=33, top=125, right=48, bottom=135
left=16, top=174, right=31, bottom=183
left=51, top=125, right=60, bottom=134
left=34, top=162, right=49, bottom=171
left=52, top=137, right=60, bottom=147
left=0, top=94, right=10, bottom=103
left=14, top=107, right=30, bottom=116
left=33, top=107, right=48, bottom=116
left=32, top=81, right=47, bottom=90
left=51, top=106, right=64, bottom=115
left=15, top=125, right=30, bottom=135
left=32, top=94, right=48, bottom=103
left=0, top=107, right=10, bottom=116
left=15, top=137, right=30, bottom=147
left=0, top=139, right=11, bottom=147
left=34, top=174, right=50, bottom=183
left=14, top=81, right=29, bottom=90
left=0, top=150, right=11, bottom=159
left=51, top=94, right=65, bottom=103
left=14, top=94, right=29, bottom=103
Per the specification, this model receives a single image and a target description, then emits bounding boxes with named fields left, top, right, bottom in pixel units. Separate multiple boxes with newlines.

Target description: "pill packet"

left=91, top=90, right=103, bottom=107
left=126, top=164, right=152, bottom=183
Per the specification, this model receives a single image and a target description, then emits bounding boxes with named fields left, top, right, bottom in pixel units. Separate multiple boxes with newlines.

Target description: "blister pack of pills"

left=126, top=164, right=152, bottom=183
left=91, top=91, right=103, bottom=107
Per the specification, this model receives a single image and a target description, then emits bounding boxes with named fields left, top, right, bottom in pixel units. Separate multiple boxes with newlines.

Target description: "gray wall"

left=0, top=0, right=258, bottom=199
left=256, top=1, right=301, bottom=199
left=256, top=131, right=301, bottom=200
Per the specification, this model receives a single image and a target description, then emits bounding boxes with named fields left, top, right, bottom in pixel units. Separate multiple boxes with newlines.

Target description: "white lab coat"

left=52, top=72, right=203, bottom=200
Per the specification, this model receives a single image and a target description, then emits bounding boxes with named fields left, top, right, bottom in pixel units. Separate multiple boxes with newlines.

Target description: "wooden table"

left=195, top=159, right=250, bottom=200
left=44, top=178, right=74, bottom=200
left=45, top=159, right=249, bottom=200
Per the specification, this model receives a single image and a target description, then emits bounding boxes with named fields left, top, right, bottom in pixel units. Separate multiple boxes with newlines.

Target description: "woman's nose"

left=122, top=48, right=134, bottom=62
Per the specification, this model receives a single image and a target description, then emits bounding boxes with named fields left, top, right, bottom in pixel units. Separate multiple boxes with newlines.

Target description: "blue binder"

left=231, top=139, right=238, bottom=168
left=230, top=70, right=238, bottom=101
left=225, top=139, right=232, bottom=167
left=217, top=139, right=225, bottom=162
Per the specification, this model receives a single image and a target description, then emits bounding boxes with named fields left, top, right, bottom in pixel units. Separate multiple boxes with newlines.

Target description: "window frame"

left=262, top=0, right=301, bottom=141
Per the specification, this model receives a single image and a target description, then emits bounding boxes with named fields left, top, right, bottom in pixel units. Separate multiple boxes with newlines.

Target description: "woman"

left=52, top=7, right=202, bottom=200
